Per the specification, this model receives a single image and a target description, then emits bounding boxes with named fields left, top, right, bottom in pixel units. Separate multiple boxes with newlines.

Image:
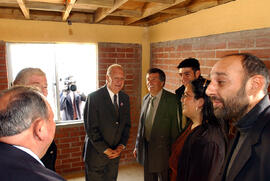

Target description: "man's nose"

left=206, top=81, right=215, bottom=96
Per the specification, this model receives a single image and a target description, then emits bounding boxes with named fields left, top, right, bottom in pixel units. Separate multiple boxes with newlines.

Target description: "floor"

left=65, top=164, right=144, bottom=181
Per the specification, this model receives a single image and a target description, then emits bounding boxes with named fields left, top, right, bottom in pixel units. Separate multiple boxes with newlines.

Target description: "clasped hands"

left=104, top=145, right=125, bottom=159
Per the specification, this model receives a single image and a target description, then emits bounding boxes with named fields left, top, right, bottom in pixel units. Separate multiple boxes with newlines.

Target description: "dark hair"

left=0, top=86, right=49, bottom=137
left=177, top=58, right=200, bottom=73
left=147, top=68, right=166, bottom=86
left=190, top=79, right=218, bottom=126
left=224, top=53, right=270, bottom=94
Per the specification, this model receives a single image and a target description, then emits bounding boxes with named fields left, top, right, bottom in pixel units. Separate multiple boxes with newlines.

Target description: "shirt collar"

left=13, top=145, right=45, bottom=166
left=236, top=95, right=270, bottom=132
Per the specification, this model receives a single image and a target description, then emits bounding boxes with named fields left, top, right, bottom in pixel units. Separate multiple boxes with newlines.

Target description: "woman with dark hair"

left=169, top=79, right=226, bottom=181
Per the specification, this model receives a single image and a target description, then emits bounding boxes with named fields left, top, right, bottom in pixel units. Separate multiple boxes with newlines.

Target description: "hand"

left=133, top=149, right=137, bottom=158
left=104, top=148, right=120, bottom=159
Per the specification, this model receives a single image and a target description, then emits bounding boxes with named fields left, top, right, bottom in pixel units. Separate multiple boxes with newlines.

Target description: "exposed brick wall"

left=0, top=41, right=8, bottom=91
left=151, top=28, right=270, bottom=93
left=98, top=42, right=142, bottom=165
left=55, top=124, right=85, bottom=174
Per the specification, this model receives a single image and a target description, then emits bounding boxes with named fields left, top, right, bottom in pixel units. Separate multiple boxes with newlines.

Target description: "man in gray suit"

left=83, top=64, right=131, bottom=181
left=133, top=68, right=179, bottom=181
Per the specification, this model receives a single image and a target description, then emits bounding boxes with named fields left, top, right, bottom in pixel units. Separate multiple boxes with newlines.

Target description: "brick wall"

left=98, top=42, right=142, bottom=164
left=0, top=41, right=8, bottom=90
left=151, top=27, right=270, bottom=93
left=55, top=123, right=85, bottom=174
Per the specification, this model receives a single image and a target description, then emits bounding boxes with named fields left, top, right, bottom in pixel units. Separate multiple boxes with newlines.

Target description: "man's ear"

left=246, top=75, right=265, bottom=95
left=195, top=70, right=201, bottom=79
left=32, top=118, right=47, bottom=141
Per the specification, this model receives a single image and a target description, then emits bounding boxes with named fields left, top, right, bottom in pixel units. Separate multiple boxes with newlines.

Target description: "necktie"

left=113, top=94, right=119, bottom=118
left=73, top=95, right=78, bottom=120
left=144, top=96, right=156, bottom=141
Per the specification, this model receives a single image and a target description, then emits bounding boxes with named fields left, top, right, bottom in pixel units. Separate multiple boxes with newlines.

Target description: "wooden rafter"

left=94, top=0, right=129, bottom=23
left=63, top=0, right=76, bottom=21
left=124, top=0, right=190, bottom=25
left=76, top=0, right=114, bottom=8
left=110, top=9, right=142, bottom=18
left=135, top=0, right=175, bottom=4
left=17, top=0, right=30, bottom=19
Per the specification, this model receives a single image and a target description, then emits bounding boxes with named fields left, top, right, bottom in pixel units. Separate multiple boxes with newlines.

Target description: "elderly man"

left=133, top=68, right=179, bottom=181
left=13, top=67, right=57, bottom=171
left=83, top=64, right=131, bottom=181
left=0, top=86, right=65, bottom=181
left=206, top=53, right=270, bottom=181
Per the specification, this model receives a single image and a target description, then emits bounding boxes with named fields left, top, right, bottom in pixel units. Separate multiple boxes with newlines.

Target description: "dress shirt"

left=107, top=86, right=119, bottom=106
left=148, top=89, right=163, bottom=125
left=13, top=145, right=44, bottom=166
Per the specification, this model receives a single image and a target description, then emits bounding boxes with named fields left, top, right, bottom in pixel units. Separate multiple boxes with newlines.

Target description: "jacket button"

left=116, top=122, right=119, bottom=125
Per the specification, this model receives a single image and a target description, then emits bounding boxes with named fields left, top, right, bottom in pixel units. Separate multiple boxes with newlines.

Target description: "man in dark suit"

left=0, top=86, right=65, bottom=181
left=13, top=67, right=57, bottom=171
left=176, top=58, right=209, bottom=131
left=133, top=68, right=179, bottom=181
left=206, top=53, right=270, bottom=181
left=83, top=64, right=131, bottom=181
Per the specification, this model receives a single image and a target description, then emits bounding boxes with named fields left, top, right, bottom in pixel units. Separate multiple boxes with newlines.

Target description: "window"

left=6, top=43, right=97, bottom=122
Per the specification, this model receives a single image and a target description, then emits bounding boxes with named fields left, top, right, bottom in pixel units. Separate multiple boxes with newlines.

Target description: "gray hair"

left=13, top=68, right=46, bottom=85
left=0, top=86, right=49, bottom=137
left=106, top=64, right=123, bottom=76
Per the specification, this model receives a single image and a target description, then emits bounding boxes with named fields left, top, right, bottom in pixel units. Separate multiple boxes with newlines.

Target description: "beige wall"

left=0, top=19, right=150, bottom=95
left=0, top=0, right=270, bottom=95
left=149, top=0, right=270, bottom=43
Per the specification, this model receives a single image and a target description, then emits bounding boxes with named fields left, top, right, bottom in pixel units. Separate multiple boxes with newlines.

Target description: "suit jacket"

left=60, top=92, right=85, bottom=120
left=0, top=142, right=66, bottom=181
left=135, top=89, right=179, bottom=172
left=83, top=85, right=131, bottom=160
left=218, top=96, right=270, bottom=181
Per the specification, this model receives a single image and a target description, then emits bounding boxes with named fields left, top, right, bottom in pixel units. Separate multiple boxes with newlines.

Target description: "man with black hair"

left=176, top=58, right=209, bottom=131
left=133, top=68, right=179, bottom=181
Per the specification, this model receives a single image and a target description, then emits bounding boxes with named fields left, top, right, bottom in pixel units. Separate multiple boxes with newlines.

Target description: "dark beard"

left=213, top=85, right=249, bottom=124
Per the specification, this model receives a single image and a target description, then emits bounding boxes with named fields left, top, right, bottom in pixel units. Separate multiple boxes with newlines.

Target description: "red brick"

left=181, top=52, right=196, bottom=58
left=228, top=39, right=255, bottom=49
left=98, top=58, right=116, bottom=64
left=164, top=47, right=175, bottom=52
left=195, top=51, right=215, bottom=58
left=177, top=44, right=192, bottom=51
left=99, top=47, right=115, bottom=52
left=256, top=38, right=270, bottom=47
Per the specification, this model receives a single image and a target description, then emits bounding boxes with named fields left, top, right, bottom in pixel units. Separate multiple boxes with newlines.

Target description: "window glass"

left=6, top=43, right=97, bottom=122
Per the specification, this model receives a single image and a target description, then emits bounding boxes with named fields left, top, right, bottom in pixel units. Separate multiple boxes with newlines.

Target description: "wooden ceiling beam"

left=124, top=0, right=189, bottom=25
left=26, top=2, right=65, bottom=12
left=161, top=7, right=188, bottom=15
left=187, top=0, right=218, bottom=13
left=17, top=0, right=30, bottom=19
left=110, top=9, right=142, bottom=18
left=62, top=0, right=76, bottom=21
left=75, top=0, right=114, bottom=8
left=135, top=0, right=175, bottom=4
left=94, top=0, right=129, bottom=22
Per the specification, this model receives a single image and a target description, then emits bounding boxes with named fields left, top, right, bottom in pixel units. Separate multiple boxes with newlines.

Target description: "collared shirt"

left=13, top=145, right=44, bottom=166
left=148, top=89, right=163, bottom=125
left=107, top=86, right=119, bottom=106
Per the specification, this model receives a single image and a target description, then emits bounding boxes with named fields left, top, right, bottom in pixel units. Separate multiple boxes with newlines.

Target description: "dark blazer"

left=0, top=142, right=66, bottom=181
left=135, top=89, right=179, bottom=172
left=218, top=101, right=270, bottom=181
left=83, top=85, right=131, bottom=159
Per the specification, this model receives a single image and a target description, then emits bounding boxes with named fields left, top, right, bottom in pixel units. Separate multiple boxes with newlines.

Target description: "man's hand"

left=104, top=148, right=120, bottom=159
left=133, top=149, right=137, bottom=158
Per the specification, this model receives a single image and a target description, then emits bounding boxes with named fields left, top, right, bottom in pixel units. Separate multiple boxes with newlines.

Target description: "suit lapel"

left=101, top=86, right=118, bottom=119
left=227, top=106, right=270, bottom=181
